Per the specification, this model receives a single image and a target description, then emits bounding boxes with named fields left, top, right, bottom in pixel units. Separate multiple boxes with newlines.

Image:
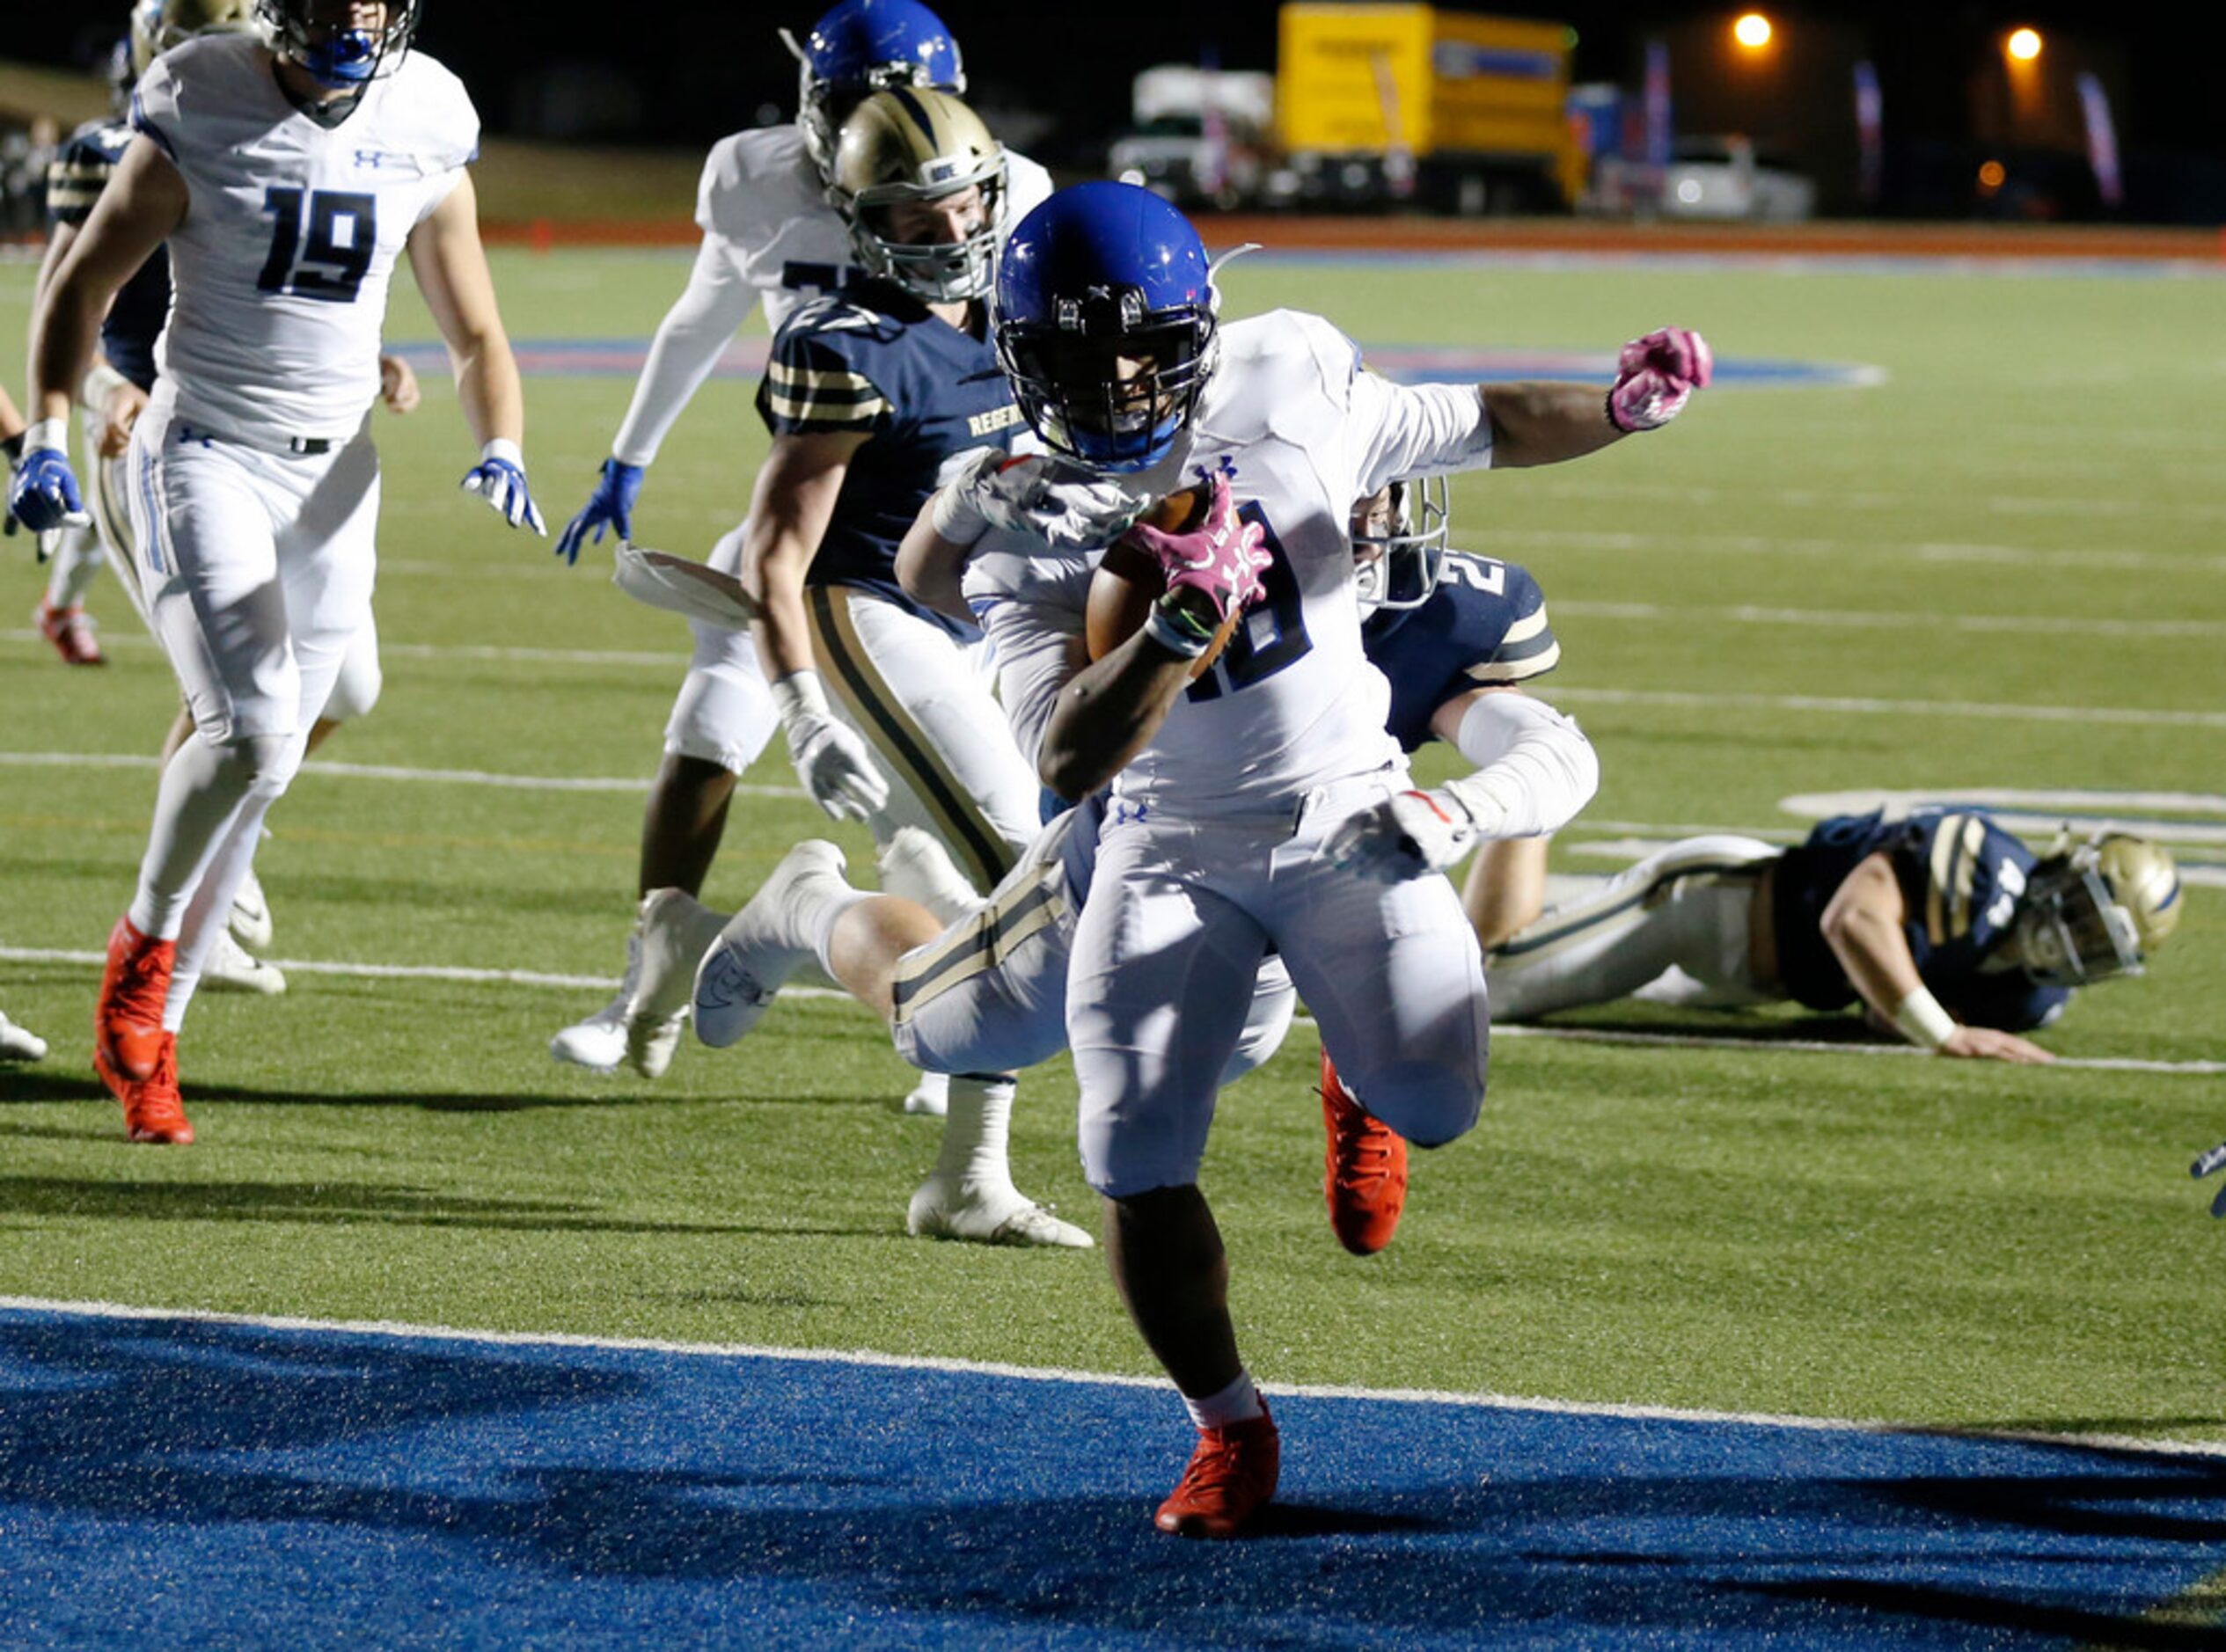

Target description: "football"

left=1083, top=487, right=1240, bottom=679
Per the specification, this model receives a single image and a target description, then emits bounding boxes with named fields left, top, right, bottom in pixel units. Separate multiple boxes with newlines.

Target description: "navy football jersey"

left=1772, top=808, right=2070, bottom=1030
left=1364, top=550, right=1561, bottom=750
left=47, top=117, right=169, bottom=393
left=756, top=280, right=1022, bottom=631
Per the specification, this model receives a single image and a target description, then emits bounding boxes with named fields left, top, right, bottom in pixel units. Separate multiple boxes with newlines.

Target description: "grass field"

left=2, top=243, right=2222, bottom=1451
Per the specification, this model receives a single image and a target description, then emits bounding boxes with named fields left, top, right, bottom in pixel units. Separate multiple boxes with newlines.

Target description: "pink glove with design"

left=1607, top=327, right=1713, bottom=432
left=1117, top=470, right=1272, bottom=625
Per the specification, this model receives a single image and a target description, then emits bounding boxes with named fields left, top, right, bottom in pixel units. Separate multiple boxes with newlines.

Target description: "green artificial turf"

left=2, top=245, right=2220, bottom=1440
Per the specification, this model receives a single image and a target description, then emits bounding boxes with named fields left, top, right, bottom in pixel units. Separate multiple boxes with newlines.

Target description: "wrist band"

left=1143, top=601, right=1212, bottom=659
left=24, top=418, right=69, bottom=457
left=80, top=362, right=130, bottom=416
left=480, top=436, right=523, bottom=467
left=1892, top=987, right=1957, bottom=1050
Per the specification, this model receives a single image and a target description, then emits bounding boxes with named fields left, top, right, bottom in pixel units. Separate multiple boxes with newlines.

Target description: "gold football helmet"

left=2016, top=829, right=2180, bottom=986
left=128, top=0, right=255, bottom=78
left=826, top=87, right=1007, bottom=303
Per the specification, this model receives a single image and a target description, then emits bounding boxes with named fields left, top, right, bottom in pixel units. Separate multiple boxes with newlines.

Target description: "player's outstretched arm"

left=406, top=172, right=545, bottom=537
left=1482, top=328, right=1711, bottom=468
left=1820, top=852, right=2054, bottom=1064
left=17, top=136, right=183, bottom=533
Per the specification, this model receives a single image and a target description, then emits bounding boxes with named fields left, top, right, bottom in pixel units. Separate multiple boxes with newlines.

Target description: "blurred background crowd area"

left=0, top=3, right=2219, bottom=238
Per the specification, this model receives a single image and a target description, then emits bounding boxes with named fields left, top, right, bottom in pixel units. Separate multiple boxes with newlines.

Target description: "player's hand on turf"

left=461, top=440, right=547, bottom=536
left=1607, top=327, right=1713, bottom=433
left=1328, top=788, right=1478, bottom=882
left=2192, top=1140, right=2226, bottom=1217
left=1938, top=1024, right=2055, bottom=1064
left=1119, top=471, right=1271, bottom=625
left=555, top=457, right=643, bottom=566
left=7, top=432, right=92, bottom=535
left=379, top=354, right=421, bottom=416
left=773, top=669, right=890, bottom=822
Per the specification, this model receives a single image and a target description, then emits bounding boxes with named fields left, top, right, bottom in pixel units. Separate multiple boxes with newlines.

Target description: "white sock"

left=1183, top=1370, right=1265, bottom=1430
left=128, top=735, right=269, bottom=940
left=43, top=524, right=104, bottom=610
left=806, top=887, right=871, bottom=980
left=928, top=1072, right=1018, bottom=1189
left=162, top=786, right=285, bottom=1032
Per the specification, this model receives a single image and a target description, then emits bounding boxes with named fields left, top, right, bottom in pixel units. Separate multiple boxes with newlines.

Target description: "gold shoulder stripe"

left=1467, top=641, right=1562, bottom=683
left=1925, top=819, right=1957, bottom=945
left=1501, top=607, right=1549, bottom=645
left=766, top=361, right=882, bottom=397
left=1948, top=815, right=1986, bottom=939
left=763, top=387, right=890, bottom=425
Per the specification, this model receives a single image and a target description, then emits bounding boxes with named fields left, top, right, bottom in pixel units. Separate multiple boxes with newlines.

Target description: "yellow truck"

left=1274, top=4, right=1581, bottom=211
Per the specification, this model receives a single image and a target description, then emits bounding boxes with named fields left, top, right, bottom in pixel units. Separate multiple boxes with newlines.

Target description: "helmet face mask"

left=786, top=0, right=964, bottom=184
left=993, top=183, right=1219, bottom=473
left=256, top=0, right=421, bottom=89
left=1351, top=476, right=1450, bottom=613
left=828, top=88, right=1005, bottom=303
left=2012, top=830, right=2180, bottom=987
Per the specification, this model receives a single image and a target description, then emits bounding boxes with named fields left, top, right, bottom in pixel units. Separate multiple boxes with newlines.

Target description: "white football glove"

left=1327, top=789, right=1479, bottom=882
left=931, top=450, right=1140, bottom=551
left=773, top=670, right=889, bottom=822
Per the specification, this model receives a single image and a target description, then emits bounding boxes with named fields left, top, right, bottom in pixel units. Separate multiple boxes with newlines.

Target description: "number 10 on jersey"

left=257, top=187, right=377, bottom=303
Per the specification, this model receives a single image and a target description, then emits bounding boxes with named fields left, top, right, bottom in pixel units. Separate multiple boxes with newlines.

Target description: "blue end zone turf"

left=3, top=1305, right=2222, bottom=1648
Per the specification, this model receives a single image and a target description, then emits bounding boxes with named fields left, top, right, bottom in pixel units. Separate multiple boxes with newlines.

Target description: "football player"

left=12, top=0, right=545, bottom=1144
left=629, top=88, right=1084, bottom=1249
left=688, top=477, right=1598, bottom=1261
left=546, top=0, right=1055, bottom=1107
left=1486, top=810, right=2180, bottom=1062
left=929, top=181, right=1707, bottom=1536
left=33, top=0, right=414, bottom=992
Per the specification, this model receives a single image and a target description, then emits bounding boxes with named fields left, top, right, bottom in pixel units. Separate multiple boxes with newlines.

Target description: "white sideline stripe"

left=1550, top=602, right=2226, bottom=640
left=1549, top=686, right=2226, bottom=730
left=1490, top=530, right=2226, bottom=575
left=4, top=1295, right=2221, bottom=1461
left=0, top=751, right=807, bottom=800
left=4, top=947, right=2219, bottom=1074
left=1, top=631, right=688, bottom=668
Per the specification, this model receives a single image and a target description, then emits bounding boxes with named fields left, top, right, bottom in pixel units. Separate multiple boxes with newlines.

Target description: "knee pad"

left=663, top=618, right=778, bottom=773
left=233, top=732, right=304, bottom=801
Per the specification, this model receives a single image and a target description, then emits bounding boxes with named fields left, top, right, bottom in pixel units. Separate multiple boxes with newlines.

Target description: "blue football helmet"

left=1351, top=476, right=1451, bottom=612
left=256, top=0, right=421, bottom=87
left=784, top=0, right=965, bottom=182
left=993, top=181, right=1219, bottom=473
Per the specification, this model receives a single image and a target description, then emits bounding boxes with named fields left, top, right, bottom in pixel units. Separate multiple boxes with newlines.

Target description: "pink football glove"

left=1607, top=327, right=1713, bottom=433
left=1118, top=470, right=1272, bottom=625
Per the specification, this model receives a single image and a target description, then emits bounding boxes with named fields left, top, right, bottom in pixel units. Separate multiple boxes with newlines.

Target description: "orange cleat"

left=1322, top=1049, right=1408, bottom=1256
left=95, top=1033, right=193, bottom=1144
left=1154, top=1401, right=1279, bottom=1539
left=34, top=601, right=106, bottom=666
left=97, top=916, right=175, bottom=1082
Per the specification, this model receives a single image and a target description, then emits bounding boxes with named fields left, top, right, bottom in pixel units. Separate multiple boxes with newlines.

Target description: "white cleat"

left=903, top=1071, right=949, bottom=1117
left=0, top=1012, right=48, bottom=1063
left=876, top=826, right=982, bottom=925
left=906, top=1178, right=1095, bottom=1249
left=694, top=841, right=849, bottom=1049
left=625, top=888, right=729, bottom=1079
left=229, top=866, right=275, bottom=951
left=551, top=929, right=640, bottom=1074
left=201, top=929, right=286, bottom=996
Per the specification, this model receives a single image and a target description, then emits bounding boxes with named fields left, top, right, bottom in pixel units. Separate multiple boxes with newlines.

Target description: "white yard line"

left=4, top=946, right=2217, bottom=1074
left=1550, top=602, right=2226, bottom=640
left=2, top=630, right=687, bottom=668
left=1548, top=686, right=2226, bottom=729
left=0, top=751, right=805, bottom=799
left=1, top=1294, right=2219, bottom=1459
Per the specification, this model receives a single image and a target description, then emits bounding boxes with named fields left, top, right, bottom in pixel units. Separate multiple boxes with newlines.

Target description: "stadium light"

left=1733, top=12, right=1773, bottom=49
left=2006, top=27, right=2042, bottom=62
left=1978, top=159, right=2007, bottom=194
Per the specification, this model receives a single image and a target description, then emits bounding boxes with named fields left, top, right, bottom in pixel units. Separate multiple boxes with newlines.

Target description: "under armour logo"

left=355, top=149, right=387, bottom=168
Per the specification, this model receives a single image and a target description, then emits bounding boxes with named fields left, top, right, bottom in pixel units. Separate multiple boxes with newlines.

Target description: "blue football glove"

left=555, top=457, right=643, bottom=567
left=2193, top=1139, right=2226, bottom=1217
left=9, top=428, right=92, bottom=536
left=459, top=440, right=546, bottom=536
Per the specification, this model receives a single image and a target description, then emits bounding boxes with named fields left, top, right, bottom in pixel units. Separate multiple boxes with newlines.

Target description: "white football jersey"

left=695, top=125, right=1055, bottom=335
left=966, top=309, right=1496, bottom=818
left=133, top=34, right=477, bottom=441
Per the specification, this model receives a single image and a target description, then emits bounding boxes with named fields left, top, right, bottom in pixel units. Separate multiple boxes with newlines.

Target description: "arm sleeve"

left=1441, top=691, right=1600, bottom=839
left=611, top=234, right=761, bottom=465
left=964, top=547, right=1088, bottom=768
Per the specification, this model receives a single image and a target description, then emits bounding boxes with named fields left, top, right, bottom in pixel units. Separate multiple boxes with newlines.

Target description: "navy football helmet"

left=784, top=0, right=965, bottom=184
left=993, top=181, right=1219, bottom=473
left=1351, top=476, right=1451, bottom=612
left=128, top=0, right=253, bottom=80
left=256, top=0, right=421, bottom=87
